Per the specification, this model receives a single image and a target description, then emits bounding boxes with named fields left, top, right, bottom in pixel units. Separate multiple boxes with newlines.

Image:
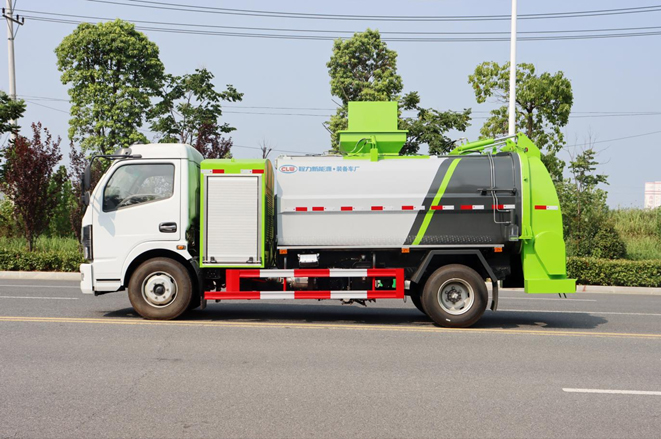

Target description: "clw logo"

left=279, top=165, right=297, bottom=174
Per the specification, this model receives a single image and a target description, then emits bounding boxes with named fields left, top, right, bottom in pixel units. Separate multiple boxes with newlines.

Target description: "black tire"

left=410, top=292, right=427, bottom=315
left=128, top=257, right=193, bottom=320
left=421, top=264, right=487, bottom=328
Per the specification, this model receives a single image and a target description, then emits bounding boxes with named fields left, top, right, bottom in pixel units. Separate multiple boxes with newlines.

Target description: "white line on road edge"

left=0, top=296, right=78, bottom=300
left=500, top=309, right=661, bottom=317
left=563, top=388, right=661, bottom=396
left=499, top=297, right=597, bottom=302
left=0, top=285, right=77, bottom=289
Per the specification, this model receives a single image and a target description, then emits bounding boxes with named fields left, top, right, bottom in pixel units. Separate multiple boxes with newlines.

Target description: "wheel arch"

left=123, top=249, right=200, bottom=296
left=410, top=250, right=499, bottom=311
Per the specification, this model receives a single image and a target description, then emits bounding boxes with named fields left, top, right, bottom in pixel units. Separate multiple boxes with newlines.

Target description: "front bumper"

left=80, top=264, right=93, bottom=295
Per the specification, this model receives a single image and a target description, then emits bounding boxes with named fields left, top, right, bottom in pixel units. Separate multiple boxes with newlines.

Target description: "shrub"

left=567, top=257, right=661, bottom=287
left=591, top=223, right=627, bottom=259
left=0, top=249, right=84, bottom=272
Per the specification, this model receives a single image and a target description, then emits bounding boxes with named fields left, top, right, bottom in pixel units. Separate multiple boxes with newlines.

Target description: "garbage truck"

left=79, top=101, right=575, bottom=328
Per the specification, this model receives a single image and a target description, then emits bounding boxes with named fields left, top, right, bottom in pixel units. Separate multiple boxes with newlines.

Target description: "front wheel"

left=128, top=257, right=193, bottom=320
left=421, top=264, right=487, bottom=328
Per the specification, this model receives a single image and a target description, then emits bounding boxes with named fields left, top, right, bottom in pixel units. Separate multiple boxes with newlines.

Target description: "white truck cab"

left=80, top=144, right=203, bottom=303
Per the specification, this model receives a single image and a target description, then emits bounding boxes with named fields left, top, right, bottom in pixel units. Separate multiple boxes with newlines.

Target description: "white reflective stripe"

left=547, top=205, right=559, bottom=210
left=201, top=169, right=212, bottom=174
left=286, top=206, right=426, bottom=212
left=259, top=269, right=294, bottom=277
left=329, top=269, right=368, bottom=277
left=503, top=204, right=516, bottom=209
left=472, top=205, right=485, bottom=210
left=330, top=291, right=368, bottom=300
left=442, top=205, right=455, bottom=210
left=240, top=169, right=252, bottom=174
left=260, top=291, right=295, bottom=300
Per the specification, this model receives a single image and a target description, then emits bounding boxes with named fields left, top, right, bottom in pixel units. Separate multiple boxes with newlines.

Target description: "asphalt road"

left=1, top=280, right=660, bottom=439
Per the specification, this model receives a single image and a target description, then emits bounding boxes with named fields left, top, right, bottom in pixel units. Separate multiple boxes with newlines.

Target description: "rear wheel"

left=410, top=292, right=427, bottom=315
left=421, top=264, right=487, bottom=328
left=128, top=258, right=192, bottom=320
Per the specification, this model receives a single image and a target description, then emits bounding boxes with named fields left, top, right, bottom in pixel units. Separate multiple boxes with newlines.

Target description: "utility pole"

left=508, top=0, right=517, bottom=136
left=3, top=0, right=24, bottom=139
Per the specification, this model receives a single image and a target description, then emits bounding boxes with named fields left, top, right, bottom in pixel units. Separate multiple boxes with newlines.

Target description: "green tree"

left=55, top=19, right=165, bottom=155
left=558, top=147, right=625, bottom=259
left=399, top=92, right=472, bottom=155
left=327, top=29, right=470, bottom=154
left=149, top=68, right=242, bottom=158
left=0, top=91, right=26, bottom=135
left=46, top=166, right=75, bottom=238
left=468, top=62, right=573, bottom=181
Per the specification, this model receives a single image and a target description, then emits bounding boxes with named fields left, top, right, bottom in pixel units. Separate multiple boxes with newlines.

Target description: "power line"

left=24, top=15, right=661, bottom=42
left=87, top=1, right=661, bottom=22
left=17, top=9, right=661, bottom=37
left=23, top=99, right=69, bottom=114
left=567, top=130, right=661, bottom=148
left=19, top=94, right=661, bottom=118
left=22, top=97, right=661, bottom=152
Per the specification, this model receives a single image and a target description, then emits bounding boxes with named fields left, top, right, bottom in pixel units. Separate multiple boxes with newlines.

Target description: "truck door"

left=91, top=160, right=181, bottom=288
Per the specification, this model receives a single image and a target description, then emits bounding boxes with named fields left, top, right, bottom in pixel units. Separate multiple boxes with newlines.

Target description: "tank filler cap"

left=338, top=101, right=408, bottom=155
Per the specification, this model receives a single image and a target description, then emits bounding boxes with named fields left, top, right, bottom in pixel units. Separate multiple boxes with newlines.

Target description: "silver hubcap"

left=437, top=278, right=474, bottom=315
left=142, top=272, right=178, bottom=308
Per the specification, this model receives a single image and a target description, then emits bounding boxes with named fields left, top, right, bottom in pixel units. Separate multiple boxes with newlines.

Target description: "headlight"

left=82, top=225, right=93, bottom=261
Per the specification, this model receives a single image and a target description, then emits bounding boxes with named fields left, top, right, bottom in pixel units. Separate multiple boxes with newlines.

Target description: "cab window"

left=103, top=164, right=174, bottom=212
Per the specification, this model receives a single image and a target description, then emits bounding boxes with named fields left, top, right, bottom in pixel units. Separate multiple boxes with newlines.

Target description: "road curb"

left=500, top=285, right=661, bottom=296
left=0, top=271, right=80, bottom=281
left=575, top=284, right=661, bottom=296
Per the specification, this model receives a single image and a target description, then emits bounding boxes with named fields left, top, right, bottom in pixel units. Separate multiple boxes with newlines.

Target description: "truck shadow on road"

left=103, top=303, right=608, bottom=330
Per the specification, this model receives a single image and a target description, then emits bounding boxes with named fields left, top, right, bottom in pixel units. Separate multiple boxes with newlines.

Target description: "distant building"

left=645, top=181, right=661, bottom=209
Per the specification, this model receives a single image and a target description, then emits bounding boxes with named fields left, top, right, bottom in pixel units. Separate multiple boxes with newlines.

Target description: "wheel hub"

left=446, top=287, right=462, bottom=304
left=437, top=278, right=474, bottom=316
left=142, top=272, right=177, bottom=308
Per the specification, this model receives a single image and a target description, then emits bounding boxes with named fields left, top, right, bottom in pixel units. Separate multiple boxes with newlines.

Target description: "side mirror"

left=83, top=164, right=91, bottom=192
left=82, top=191, right=90, bottom=207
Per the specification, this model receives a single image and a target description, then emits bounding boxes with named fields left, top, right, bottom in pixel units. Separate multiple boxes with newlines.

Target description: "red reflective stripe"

left=371, top=206, right=384, bottom=211
left=460, top=205, right=473, bottom=210
left=431, top=205, right=443, bottom=210
left=239, top=270, right=261, bottom=278
left=367, top=268, right=399, bottom=277
left=401, top=205, right=414, bottom=210
left=294, top=291, right=331, bottom=300
left=293, top=269, right=330, bottom=277
left=341, top=206, right=353, bottom=211
left=204, top=291, right=260, bottom=300
left=534, top=205, right=546, bottom=210
left=367, top=290, right=401, bottom=299
left=252, top=169, right=264, bottom=174
left=295, top=207, right=308, bottom=212
left=492, top=204, right=504, bottom=209
left=312, top=206, right=324, bottom=211
left=211, top=169, right=224, bottom=174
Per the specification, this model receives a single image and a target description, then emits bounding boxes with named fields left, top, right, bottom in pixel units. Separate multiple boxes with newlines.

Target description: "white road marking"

left=563, top=388, right=661, bottom=396
left=499, top=297, right=597, bottom=302
left=0, top=285, right=76, bottom=289
left=500, top=309, right=661, bottom=317
left=0, top=296, right=78, bottom=300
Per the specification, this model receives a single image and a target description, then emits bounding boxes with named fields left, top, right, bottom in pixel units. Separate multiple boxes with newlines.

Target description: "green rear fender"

left=515, top=134, right=576, bottom=294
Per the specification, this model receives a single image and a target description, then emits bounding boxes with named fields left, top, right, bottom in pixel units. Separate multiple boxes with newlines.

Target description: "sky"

left=2, top=0, right=660, bottom=208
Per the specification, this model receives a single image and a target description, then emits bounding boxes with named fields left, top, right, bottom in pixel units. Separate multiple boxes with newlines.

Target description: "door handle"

left=159, top=222, right=177, bottom=233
